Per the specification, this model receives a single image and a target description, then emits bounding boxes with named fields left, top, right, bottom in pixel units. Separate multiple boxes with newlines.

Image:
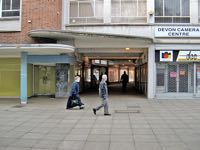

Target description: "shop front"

left=0, top=44, right=75, bottom=104
left=155, top=50, right=200, bottom=99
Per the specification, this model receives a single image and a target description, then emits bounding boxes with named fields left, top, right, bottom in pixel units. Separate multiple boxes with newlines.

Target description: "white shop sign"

left=155, top=26, right=200, bottom=37
left=176, top=51, right=200, bottom=62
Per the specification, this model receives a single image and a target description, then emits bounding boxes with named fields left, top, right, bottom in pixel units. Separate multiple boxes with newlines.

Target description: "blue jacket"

left=70, top=81, right=80, bottom=97
left=99, top=80, right=108, bottom=100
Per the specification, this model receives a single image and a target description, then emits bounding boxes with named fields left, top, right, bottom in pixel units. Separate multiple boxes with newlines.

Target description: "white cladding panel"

left=0, top=20, right=21, bottom=31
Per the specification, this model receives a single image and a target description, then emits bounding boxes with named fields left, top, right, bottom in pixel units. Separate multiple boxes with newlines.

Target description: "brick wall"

left=0, top=0, right=62, bottom=44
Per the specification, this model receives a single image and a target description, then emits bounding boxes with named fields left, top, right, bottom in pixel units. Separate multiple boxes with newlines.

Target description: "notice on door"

left=170, top=72, right=177, bottom=78
left=180, top=70, right=186, bottom=76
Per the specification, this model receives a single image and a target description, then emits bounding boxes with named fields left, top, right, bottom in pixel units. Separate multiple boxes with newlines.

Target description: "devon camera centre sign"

left=155, top=26, right=200, bottom=37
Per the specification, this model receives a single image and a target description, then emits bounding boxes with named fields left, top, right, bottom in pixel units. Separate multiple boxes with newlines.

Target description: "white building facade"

left=59, top=0, right=200, bottom=99
left=1, top=0, right=200, bottom=101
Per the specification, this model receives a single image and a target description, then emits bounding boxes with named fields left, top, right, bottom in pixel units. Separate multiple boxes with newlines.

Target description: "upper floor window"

left=199, top=0, right=200, bottom=22
left=111, top=0, right=147, bottom=23
left=155, top=0, right=190, bottom=23
left=69, top=0, right=103, bottom=24
left=0, top=0, right=20, bottom=18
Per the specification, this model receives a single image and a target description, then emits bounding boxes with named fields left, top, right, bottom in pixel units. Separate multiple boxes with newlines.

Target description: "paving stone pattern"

left=0, top=94, right=200, bottom=150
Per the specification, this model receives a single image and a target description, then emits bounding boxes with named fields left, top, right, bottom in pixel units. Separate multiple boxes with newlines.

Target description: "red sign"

left=170, top=72, right=176, bottom=78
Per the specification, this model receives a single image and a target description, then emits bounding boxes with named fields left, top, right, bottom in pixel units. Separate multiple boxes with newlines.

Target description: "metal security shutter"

left=168, top=64, right=177, bottom=92
left=179, top=64, right=188, bottom=92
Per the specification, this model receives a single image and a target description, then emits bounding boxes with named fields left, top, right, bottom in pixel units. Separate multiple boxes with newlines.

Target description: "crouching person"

left=66, top=76, right=84, bottom=109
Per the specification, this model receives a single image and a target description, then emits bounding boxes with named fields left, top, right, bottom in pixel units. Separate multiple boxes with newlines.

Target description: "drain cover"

left=127, top=105, right=141, bottom=109
left=12, top=105, right=25, bottom=108
left=115, top=110, right=140, bottom=113
left=115, top=105, right=141, bottom=113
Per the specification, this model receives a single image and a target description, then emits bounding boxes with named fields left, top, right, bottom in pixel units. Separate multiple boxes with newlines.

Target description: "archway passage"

left=75, top=48, right=148, bottom=98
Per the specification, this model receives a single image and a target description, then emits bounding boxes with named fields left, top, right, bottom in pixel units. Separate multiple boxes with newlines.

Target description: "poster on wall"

left=179, top=70, right=186, bottom=76
left=55, top=64, right=68, bottom=97
left=160, top=51, right=173, bottom=62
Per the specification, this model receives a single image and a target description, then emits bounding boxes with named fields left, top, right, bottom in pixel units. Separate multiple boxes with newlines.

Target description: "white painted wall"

left=147, top=0, right=154, bottom=24
left=62, top=0, right=69, bottom=29
left=104, top=0, right=111, bottom=23
left=66, top=25, right=154, bottom=38
left=190, top=0, right=199, bottom=24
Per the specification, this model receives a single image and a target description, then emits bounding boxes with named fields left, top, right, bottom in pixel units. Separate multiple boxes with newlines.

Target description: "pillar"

left=20, top=52, right=28, bottom=104
left=147, top=45, right=156, bottom=99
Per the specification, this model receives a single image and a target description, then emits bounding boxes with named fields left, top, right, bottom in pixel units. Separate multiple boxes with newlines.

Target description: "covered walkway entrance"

left=29, top=30, right=154, bottom=99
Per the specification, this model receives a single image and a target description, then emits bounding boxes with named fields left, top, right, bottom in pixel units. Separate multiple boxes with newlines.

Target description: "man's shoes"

left=93, top=108, right=96, bottom=115
left=104, top=113, right=111, bottom=116
left=79, top=106, right=84, bottom=109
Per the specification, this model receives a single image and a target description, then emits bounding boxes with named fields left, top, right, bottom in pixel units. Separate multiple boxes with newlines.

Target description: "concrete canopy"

left=29, top=29, right=152, bottom=59
left=0, top=44, right=75, bottom=57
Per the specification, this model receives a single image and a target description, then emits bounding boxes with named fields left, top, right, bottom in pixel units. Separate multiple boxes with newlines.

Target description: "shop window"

left=0, top=0, right=20, bottom=18
left=155, top=0, right=190, bottom=23
left=156, top=63, right=166, bottom=93
left=157, top=68, right=165, bottom=86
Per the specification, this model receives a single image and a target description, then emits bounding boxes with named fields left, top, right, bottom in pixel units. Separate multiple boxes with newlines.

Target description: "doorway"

left=34, top=65, right=55, bottom=96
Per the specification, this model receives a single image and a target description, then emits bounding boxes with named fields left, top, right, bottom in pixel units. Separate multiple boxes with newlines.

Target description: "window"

left=199, top=0, right=200, bottom=22
left=111, top=0, right=147, bottom=23
left=69, top=0, right=103, bottom=24
left=0, top=0, right=20, bottom=17
left=155, top=0, right=190, bottom=23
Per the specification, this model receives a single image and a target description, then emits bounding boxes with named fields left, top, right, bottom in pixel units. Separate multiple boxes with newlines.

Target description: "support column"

left=147, top=0, right=154, bottom=24
left=147, top=45, right=156, bottom=99
left=20, top=52, right=28, bottom=104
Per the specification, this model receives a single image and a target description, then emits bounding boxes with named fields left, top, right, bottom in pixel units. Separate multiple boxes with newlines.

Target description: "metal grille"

left=156, top=63, right=166, bottom=93
left=179, top=64, right=188, bottom=92
left=168, top=64, right=177, bottom=92
left=189, top=64, right=194, bottom=93
left=196, top=64, right=200, bottom=93
left=157, top=63, right=194, bottom=93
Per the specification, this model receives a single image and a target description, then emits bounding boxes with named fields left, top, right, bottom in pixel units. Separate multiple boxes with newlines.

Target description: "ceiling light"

left=125, top=48, right=130, bottom=51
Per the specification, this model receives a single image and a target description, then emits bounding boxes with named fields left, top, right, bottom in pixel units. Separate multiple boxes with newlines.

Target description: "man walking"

left=93, top=74, right=111, bottom=116
left=121, top=71, right=129, bottom=91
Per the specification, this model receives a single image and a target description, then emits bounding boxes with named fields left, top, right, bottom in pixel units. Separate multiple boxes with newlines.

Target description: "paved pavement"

left=0, top=93, right=200, bottom=150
